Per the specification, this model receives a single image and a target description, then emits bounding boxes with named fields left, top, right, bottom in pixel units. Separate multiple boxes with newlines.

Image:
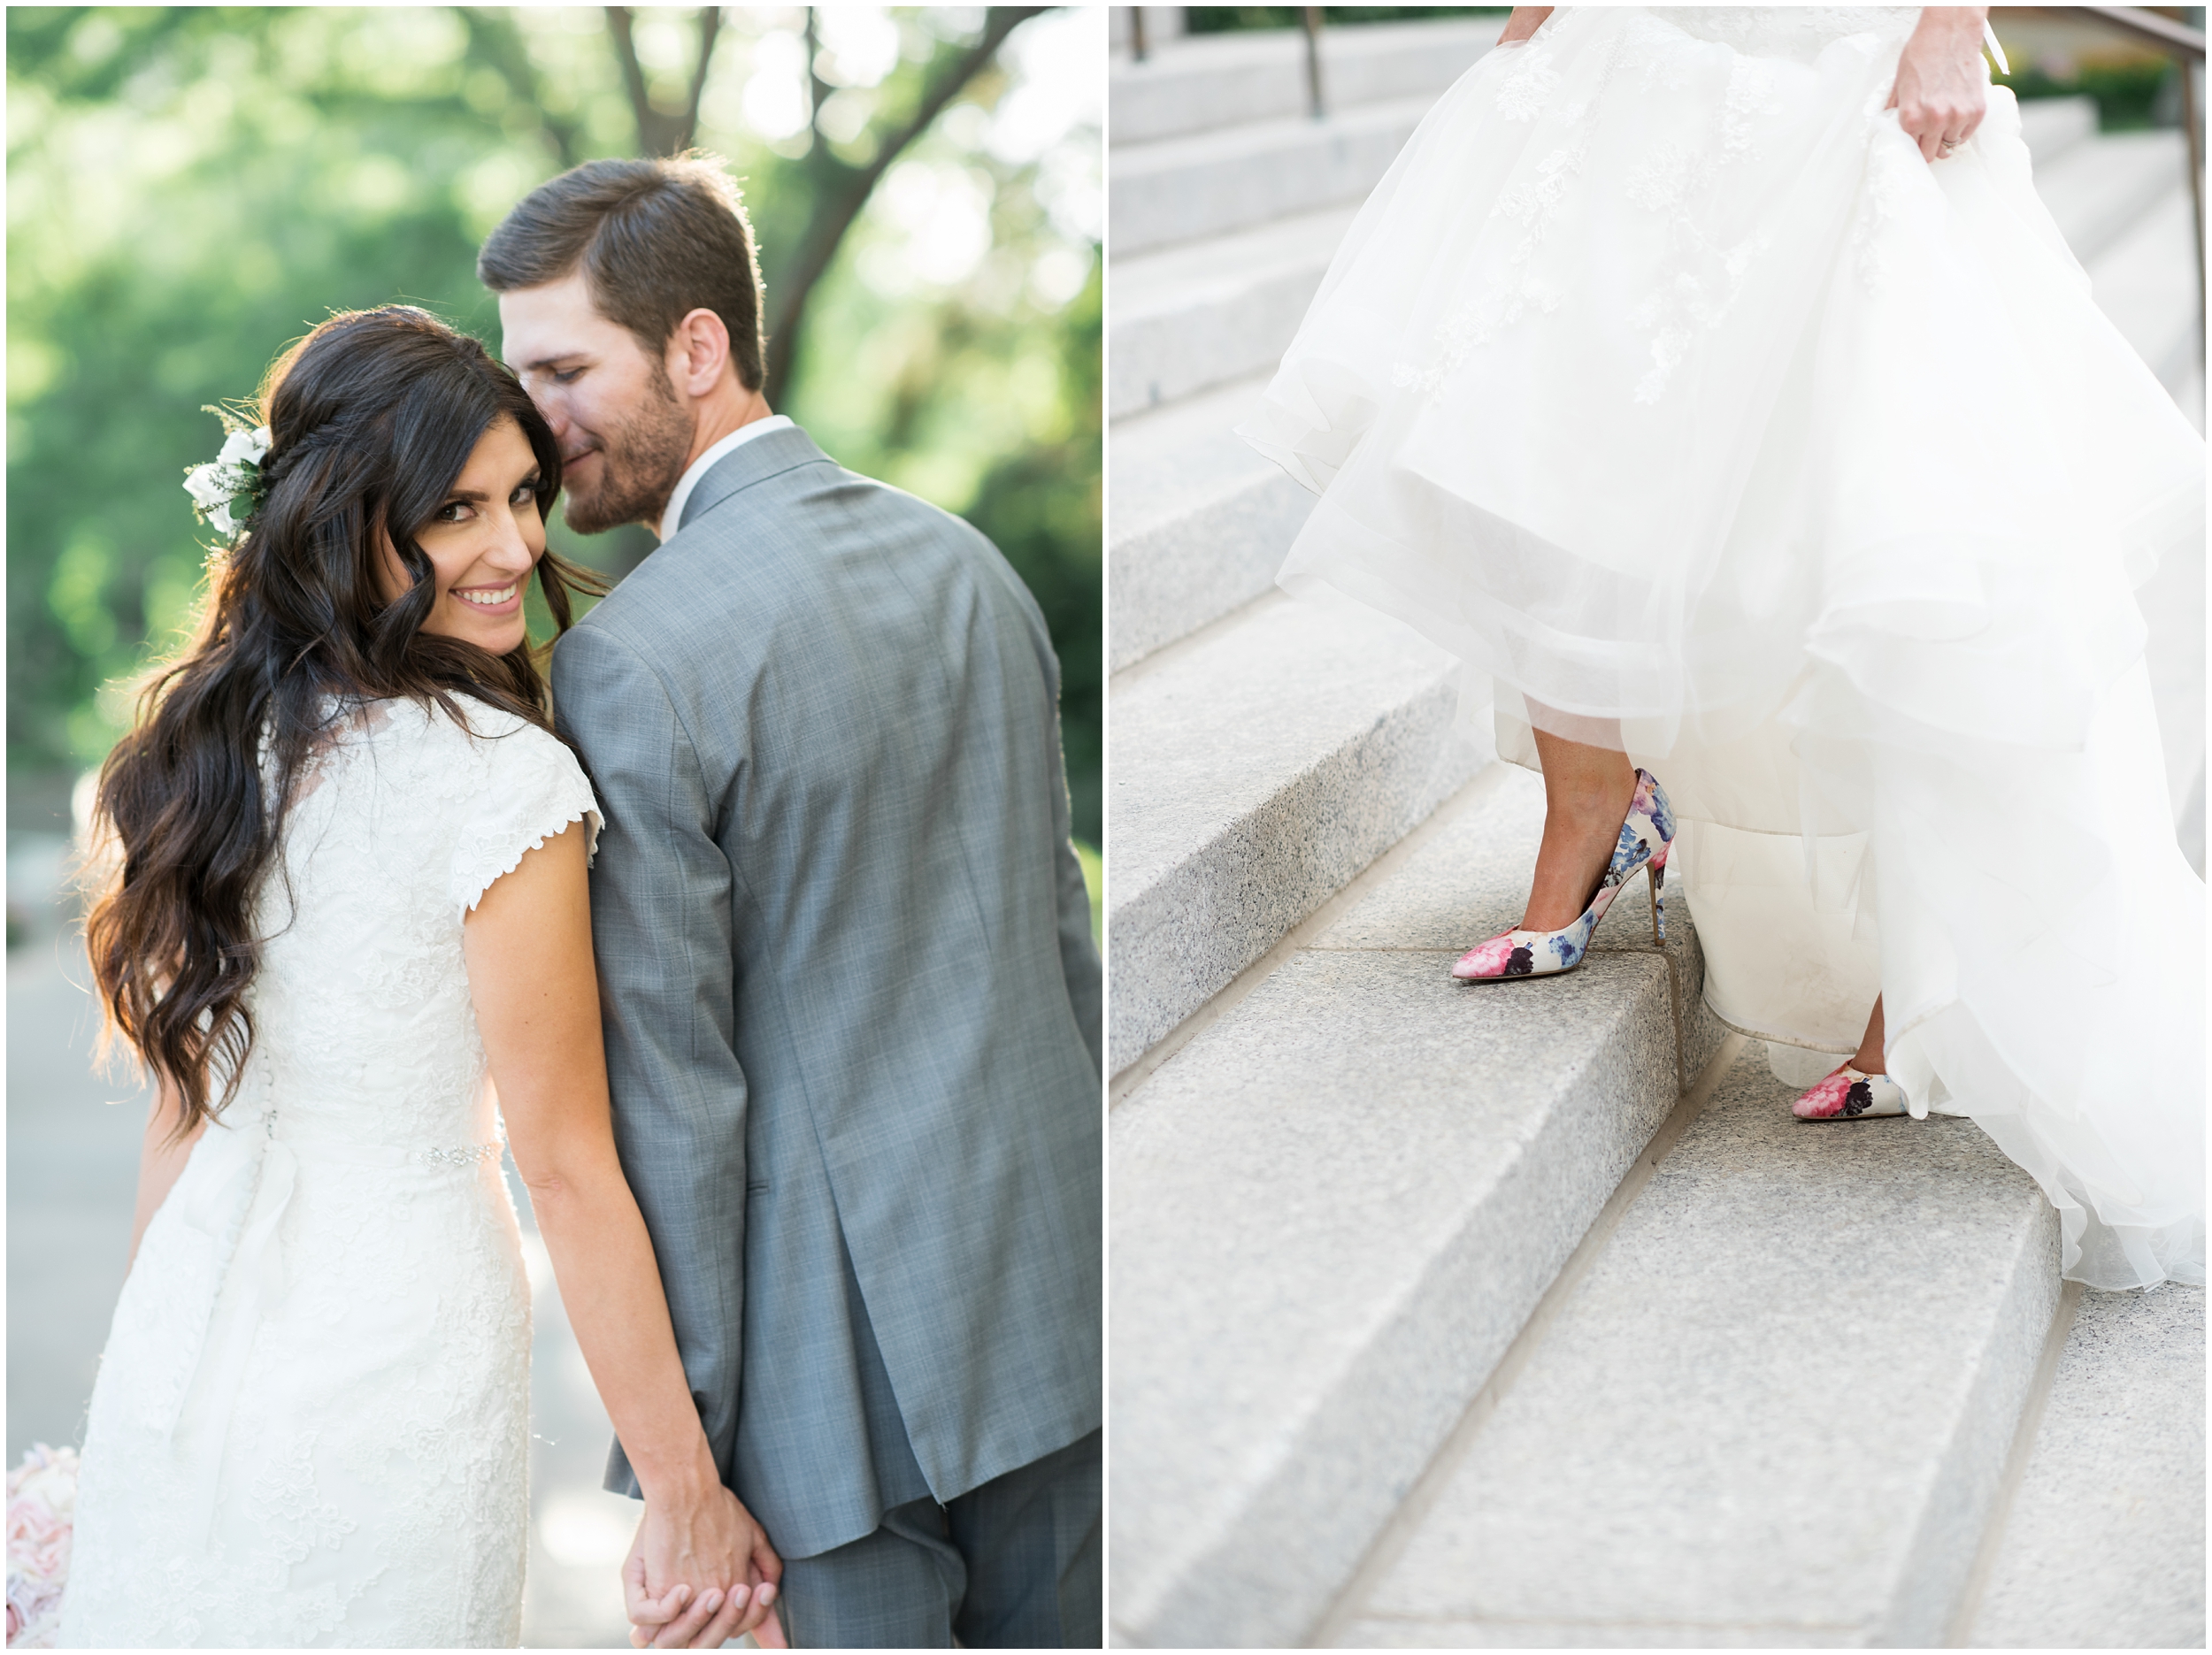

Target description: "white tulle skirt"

left=1239, top=6, right=2205, bottom=1289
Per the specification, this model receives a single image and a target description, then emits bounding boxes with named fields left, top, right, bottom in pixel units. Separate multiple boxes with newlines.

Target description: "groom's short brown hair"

left=478, top=154, right=767, bottom=391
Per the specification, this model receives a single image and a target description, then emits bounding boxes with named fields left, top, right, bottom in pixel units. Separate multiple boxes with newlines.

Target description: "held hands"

left=623, top=1482, right=785, bottom=1650
left=1889, top=7, right=1990, bottom=163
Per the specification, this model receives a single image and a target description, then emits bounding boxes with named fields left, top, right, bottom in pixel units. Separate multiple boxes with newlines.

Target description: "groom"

left=480, top=157, right=1102, bottom=1648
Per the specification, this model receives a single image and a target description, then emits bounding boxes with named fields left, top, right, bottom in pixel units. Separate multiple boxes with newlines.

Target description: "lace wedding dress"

left=61, top=696, right=601, bottom=1646
left=1240, top=8, right=2205, bottom=1288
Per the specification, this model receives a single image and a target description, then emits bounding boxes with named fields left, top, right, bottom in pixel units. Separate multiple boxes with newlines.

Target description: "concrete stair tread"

left=1106, top=589, right=1485, bottom=1069
left=1106, top=376, right=1310, bottom=672
left=1108, top=375, right=1280, bottom=541
left=1328, top=1040, right=2061, bottom=1649
left=1112, top=765, right=1729, bottom=1647
left=2086, top=180, right=2202, bottom=385
left=1112, top=90, right=1442, bottom=180
left=2015, top=94, right=2099, bottom=168
left=1109, top=201, right=1357, bottom=320
left=2085, top=180, right=2206, bottom=854
left=1111, top=594, right=1455, bottom=897
left=1107, top=204, right=1356, bottom=419
left=2031, top=126, right=2187, bottom=270
left=1967, top=1286, right=2205, bottom=1648
left=1109, top=17, right=1501, bottom=149
left=1110, top=91, right=1455, bottom=257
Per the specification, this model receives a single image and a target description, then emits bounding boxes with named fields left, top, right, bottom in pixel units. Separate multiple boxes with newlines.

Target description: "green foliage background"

left=6, top=6, right=1102, bottom=842
left=1993, top=54, right=2185, bottom=132
left=1185, top=7, right=1504, bottom=33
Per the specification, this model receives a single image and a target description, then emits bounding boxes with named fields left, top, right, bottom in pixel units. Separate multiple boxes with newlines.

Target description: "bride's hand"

left=623, top=1482, right=782, bottom=1649
left=1888, top=7, right=1989, bottom=162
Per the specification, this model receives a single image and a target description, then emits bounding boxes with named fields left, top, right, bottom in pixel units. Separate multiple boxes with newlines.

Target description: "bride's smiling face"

left=380, top=416, right=545, bottom=655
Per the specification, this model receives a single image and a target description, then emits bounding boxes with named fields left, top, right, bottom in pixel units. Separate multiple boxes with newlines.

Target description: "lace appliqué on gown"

left=1393, top=8, right=1917, bottom=407
left=61, top=695, right=602, bottom=1648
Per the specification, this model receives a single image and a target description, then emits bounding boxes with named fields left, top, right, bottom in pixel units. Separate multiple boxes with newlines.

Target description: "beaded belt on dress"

left=419, top=1142, right=503, bottom=1167
left=260, top=1107, right=503, bottom=1168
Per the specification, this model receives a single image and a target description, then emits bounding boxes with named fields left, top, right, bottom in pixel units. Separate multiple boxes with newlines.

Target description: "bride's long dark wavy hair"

left=85, top=305, right=604, bottom=1137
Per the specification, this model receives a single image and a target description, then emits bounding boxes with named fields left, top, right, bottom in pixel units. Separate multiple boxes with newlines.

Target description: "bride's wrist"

left=1912, top=7, right=1987, bottom=41
left=631, top=1437, right=723, bottom=1506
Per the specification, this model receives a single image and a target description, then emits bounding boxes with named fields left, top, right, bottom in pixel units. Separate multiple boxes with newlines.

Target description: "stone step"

left=1965, top=1286, right=2205, bottom=1648
left=1110, top=91, right=1460, bottom=258
left=1109, top=16, right=1502, bottom=149
left=1108, top=203, right=1358, bottom=420
left=1104, top=588, right=1489, bottom=1075
left=2032, top=126, right=2188, bottom=271
left=2085, top=180, right=2206, bottom=866
left=2016, top=93, right=2099, bottom=168
left=1110, top=764, right=1732, bottom=1648
left=2085, top=177, right=2203, bottom=404
left=1323, top=1039, right=2062, bottom=1649
left=1106, top=375, right=1309, bottom=674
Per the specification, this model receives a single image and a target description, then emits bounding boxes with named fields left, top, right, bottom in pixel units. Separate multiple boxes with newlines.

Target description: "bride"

left=1240, top=6, right=2204, bottom=1289
left=62, top=306, right=779, bottom=1646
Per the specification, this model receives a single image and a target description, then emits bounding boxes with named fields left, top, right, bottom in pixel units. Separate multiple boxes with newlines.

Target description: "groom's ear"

left=664, top=308, right=733, bottom=402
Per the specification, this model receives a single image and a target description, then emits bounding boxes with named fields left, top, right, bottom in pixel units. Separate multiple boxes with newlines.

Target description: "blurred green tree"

left=1185, top=7, right=1502, bottom=32
left=7, top=5, right=1102, bottom=844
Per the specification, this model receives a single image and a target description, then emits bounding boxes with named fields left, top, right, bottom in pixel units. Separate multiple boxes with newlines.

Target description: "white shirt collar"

left=655, top=414, right=795, bottom=542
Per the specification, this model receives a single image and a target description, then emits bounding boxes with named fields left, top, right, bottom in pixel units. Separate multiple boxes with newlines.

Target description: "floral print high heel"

left=1792, top=1065, right=1909, bottom=1120
left=1453, top=769, right=1677, bottom=981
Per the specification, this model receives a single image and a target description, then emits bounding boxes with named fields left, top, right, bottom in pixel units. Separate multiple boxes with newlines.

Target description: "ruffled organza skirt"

left=1239, top=6, right=2205, bottom=1289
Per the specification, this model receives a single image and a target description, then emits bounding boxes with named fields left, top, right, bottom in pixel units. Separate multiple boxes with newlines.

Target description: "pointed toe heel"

left=1454, top=768, right=1677, bottom=983
left=1792, top=1064, right=1909, bottom=1120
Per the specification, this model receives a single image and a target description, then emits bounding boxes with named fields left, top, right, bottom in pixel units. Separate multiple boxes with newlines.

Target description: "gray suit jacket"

left=550, top=425, right=1102, bottom=1560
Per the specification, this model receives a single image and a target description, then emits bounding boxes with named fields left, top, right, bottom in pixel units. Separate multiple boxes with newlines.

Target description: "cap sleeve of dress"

left=446, top=708, right=603, bottom=919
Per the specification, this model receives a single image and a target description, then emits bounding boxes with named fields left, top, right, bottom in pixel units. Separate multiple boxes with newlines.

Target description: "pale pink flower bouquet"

left=6, top=1446, right=76, bottom=1649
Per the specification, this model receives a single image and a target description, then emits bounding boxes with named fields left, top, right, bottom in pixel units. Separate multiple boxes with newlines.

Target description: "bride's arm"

left=127, top=1072, right=204, bottom=1268
left=1498, top=7, right=1553, bottom=45
left=465, top=823, right=780, bottom=1651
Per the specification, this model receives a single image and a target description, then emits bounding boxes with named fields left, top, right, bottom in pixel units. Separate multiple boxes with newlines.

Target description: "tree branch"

left=605, top=7, right=669, bottom=155
left=458, top=7, right=581, bottom=169
left=804, top=7, right=829, bottom=139
left=608, top=5, right=724, bottom=156
left=763, top=5, right=1046, bottom=400
left=677, top=5, right=722, bottom=152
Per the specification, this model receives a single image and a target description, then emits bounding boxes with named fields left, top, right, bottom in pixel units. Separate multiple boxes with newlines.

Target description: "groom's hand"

left=624, top=1482, right=782, bottom=1649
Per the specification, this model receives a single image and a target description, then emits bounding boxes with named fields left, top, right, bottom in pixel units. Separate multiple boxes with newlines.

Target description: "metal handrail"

left=2076, top=5, right=2206, bottom=57
left=1302, top=7, right=1326, bottom=119
left=2056, top=6, right=2206, bottom=372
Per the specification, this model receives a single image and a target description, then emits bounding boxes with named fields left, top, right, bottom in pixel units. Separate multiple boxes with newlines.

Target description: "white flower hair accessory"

left=181, top=407, right=273, bottom=540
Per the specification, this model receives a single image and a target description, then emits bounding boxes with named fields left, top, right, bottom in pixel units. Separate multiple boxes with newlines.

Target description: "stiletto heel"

left=1453, top=769, right=1677, bottom=981
left=1646, top=845, right=1668, bottom=946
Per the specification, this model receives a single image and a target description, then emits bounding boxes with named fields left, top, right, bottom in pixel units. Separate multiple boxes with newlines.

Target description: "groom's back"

left=618, top=436, right=1087, bottom=1084
left=551, top=424, right=1101, bottom=1552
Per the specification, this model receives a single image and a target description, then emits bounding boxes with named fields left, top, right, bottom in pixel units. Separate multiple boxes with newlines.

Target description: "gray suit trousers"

left=772, top=1430, right=1101, bottom=1649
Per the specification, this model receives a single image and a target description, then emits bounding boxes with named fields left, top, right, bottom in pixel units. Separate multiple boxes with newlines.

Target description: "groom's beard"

left=561, top=364, right=692, bottom=537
